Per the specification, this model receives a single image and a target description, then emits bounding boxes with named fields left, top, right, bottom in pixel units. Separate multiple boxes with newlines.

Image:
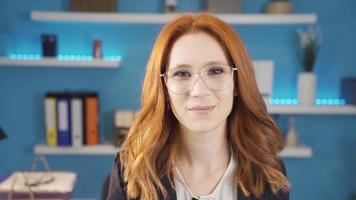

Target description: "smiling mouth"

left=187, top=106, right=216, bottom=115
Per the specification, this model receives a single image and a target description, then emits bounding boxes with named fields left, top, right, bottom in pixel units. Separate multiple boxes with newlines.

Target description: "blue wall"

left=0, top=0, right=355, bottom=199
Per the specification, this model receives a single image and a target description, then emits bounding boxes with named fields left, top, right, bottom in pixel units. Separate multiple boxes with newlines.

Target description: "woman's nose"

left=189, top=74, right=210, bottom=97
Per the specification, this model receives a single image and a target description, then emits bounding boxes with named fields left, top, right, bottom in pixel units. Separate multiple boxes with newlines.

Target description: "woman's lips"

left=187, top=105, right=216, bottom=115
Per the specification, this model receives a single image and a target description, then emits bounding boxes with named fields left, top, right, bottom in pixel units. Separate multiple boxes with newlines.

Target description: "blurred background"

left=0, top=0, right=355, bottom=199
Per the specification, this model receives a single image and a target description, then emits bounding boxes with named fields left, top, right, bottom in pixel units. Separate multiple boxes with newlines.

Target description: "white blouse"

left=173, top=155, right=237, bottom=200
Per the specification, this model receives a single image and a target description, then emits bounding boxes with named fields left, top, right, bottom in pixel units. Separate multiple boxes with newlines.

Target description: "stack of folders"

left=44, top=91, right=99, bottom=147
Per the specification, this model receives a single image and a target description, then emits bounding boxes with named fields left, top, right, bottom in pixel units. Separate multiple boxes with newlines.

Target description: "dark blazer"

left=106, top=157, right=289, bottom=200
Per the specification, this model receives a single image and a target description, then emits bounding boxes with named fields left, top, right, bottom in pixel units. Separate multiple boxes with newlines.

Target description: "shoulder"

left=267, top=158, right=289, bottom=200
left=238, top=159, right=289, bottom=200
left=106, top=155, right=175, bottom=200
left=106, top=156, right=126, bottom=200
left=279, top=158, right=287, bottom=176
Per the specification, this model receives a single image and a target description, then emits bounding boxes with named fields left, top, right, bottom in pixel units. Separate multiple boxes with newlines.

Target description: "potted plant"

left=296, top=26, right=322, bottom=105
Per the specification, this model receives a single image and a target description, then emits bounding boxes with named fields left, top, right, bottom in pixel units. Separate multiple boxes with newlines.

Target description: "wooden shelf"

left=0, top=57, right=120, bottom=68
left=34, top=144, right=311, bottom=158
left=34, top=144, right=119, bottom=155
left=279, top=146, right=312, bottom=158
left=267, top=105, right=356, bottom=115
left=31, top=11, right=317, bottom=24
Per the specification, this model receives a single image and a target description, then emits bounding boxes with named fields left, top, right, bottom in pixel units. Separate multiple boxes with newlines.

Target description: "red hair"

left=119, top=13, right=290, bottom=200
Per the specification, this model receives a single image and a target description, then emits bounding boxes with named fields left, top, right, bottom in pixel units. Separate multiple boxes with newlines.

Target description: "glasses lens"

left=165, top=68, right=193, bottom=94
left=164, top=65, right=234, bottom=94
left=204, top=65, right=234, bottom=91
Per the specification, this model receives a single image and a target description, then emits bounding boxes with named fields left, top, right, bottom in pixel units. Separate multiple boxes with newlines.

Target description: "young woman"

left=107, top=13, right=290, bottom=200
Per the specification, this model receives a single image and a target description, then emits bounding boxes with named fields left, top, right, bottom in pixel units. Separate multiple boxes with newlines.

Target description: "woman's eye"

left=174, top=71, right=191, bottom=78
left=208, top=66, right=225, bottom=75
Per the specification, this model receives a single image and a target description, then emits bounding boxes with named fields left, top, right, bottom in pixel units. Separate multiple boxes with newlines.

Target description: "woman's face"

left=166, top=32, right=235, bottom=134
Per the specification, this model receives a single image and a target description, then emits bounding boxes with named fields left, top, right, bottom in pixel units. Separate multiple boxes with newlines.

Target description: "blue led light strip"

left=9, top=54, right=122, bottom=62
left=269, top=98, right=346, bottom=106
left=10, top=54, right=41, bottom=60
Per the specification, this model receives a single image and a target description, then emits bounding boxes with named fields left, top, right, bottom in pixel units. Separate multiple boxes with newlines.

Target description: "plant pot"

left=298, top=72, right=317, bottom=105
left=207, top=0, right=243, bottom=13
left=265, top=1, right=293, bottom=14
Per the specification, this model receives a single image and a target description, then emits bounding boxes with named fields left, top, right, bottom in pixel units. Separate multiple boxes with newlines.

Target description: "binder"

left=70, top=94, right=83, bottom=147
left=85, top=93, right=99, bottom=145
left=81, top=94, right=87, bottom=145
left=57, top=94, right=71, bottom=146
left=44, top=93, right=58, bottom=146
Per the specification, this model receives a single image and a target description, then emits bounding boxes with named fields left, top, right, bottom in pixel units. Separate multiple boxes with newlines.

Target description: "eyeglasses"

left=161, top=64, right=237, bottom=95
left=25, top=155, right=55, bottom=187
left=24, top=172, right=55, bottom=187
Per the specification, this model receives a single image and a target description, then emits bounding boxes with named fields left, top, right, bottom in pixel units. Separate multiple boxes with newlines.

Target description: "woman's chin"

left=184, top=123, right=220, bottom=135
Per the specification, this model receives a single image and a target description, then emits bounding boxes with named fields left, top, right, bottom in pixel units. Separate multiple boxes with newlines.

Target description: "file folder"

left=44, top=93, right=58, bottom=146
left=85, top=93, right=99, bottom=145
left=70, top=94, right=84, bottom=147
left=57, top=94, right=71, bottom=146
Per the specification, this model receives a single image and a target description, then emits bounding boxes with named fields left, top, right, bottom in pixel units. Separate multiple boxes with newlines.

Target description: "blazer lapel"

left=238, top=186, right=249, bottom=200
left=160, top=175, right=177, bottom=200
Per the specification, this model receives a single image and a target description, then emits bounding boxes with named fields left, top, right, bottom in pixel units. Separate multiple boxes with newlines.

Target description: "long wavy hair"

left=119, top=13, right=290, bottom=200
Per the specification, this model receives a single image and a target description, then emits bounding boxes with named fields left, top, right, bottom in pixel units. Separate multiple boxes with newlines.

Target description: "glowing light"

left=104, top=55, right=122, bottom=61
left=8, top=54, right=41, bottom=60
left=269, top=98, right=345, bottom=106
left=9, top=54, right=122, bottom=62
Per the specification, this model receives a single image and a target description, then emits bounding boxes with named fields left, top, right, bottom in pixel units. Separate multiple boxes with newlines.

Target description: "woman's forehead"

left=168, top=32, right=229, bottom=70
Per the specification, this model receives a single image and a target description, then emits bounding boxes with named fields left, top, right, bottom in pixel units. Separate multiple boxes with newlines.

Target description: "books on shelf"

left=44, top=91, right=99, bottom=147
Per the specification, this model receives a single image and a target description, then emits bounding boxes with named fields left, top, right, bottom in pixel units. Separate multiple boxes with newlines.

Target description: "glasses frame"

left=160, top=65, right=237, bottom=95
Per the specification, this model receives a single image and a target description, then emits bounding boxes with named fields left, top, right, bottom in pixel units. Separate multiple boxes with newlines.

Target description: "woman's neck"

left=175, top=123, right=230, bottom=172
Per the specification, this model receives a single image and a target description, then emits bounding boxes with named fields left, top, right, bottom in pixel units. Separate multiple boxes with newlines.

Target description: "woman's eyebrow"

left=204, top=61, right=228, bottom=66
left=170, top=63, right=192, bottom=69
left=170, top=61, right=228, bottom=70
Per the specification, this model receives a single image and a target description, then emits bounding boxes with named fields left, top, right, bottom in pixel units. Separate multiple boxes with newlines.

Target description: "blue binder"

left=57, top=93, right=71, bottom=146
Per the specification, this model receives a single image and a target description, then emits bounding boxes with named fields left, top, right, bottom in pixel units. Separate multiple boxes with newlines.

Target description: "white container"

left=298, top=72, right=317, bottom=105
left=286, top=116, right=298, bottom=147
left=253, top=60, right=274, bottom=103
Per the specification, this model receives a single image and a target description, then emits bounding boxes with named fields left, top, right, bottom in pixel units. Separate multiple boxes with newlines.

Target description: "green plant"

left=297, top=26, right=322, bottom=72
